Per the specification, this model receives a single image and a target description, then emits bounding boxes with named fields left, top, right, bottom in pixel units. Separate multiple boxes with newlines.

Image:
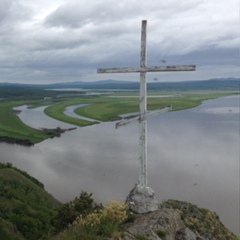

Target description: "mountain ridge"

left=0, top=77, right=239, bottom=91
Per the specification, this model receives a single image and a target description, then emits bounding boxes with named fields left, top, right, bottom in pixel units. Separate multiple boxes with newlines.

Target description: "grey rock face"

left=126, top=185, right=159, bottom=214
left=176, top=228, right=198, bottom=240
left=124, top=208, right=185, bottom=239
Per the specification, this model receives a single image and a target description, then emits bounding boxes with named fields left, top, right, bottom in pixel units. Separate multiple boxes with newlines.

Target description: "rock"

left=106, top=192, right=238, bottom=240
left=122, top=232, right=136, bottom=240
left=126, top=185, right=159, bottom=214
left=122, top=199, right=238, bottom=240
left=176, top=228, right=199, bottom=240
left=124, top=208, right=186, bottom=240
left=162, top=200, right=237, bottom=240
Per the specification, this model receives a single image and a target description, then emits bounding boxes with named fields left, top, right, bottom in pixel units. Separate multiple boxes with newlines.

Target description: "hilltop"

left=0, top=162, right=238, bottom=240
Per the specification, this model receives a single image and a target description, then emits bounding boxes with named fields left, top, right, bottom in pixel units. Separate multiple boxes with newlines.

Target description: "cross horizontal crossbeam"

left=97, top=20, right=196, bottom=188
left=116, top=106, right=172, bottom=129
left=97, top=65, right=196, bottom=74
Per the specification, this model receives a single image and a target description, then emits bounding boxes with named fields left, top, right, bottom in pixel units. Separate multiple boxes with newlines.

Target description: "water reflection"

left=1, top=96, right=239, bottom=235
left=64, top=104, right=98, bottom=122
left=14, top=105, right=73, bottom=129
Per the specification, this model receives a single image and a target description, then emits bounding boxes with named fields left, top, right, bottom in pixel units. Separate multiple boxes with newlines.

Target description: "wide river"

left=1, top=95, right=239, bottom=235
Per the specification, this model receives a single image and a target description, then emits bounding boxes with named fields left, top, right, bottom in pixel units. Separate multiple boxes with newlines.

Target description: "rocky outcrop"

left=123, top=208, right=199, bottom=240
left=121, top=200, right=238, bottom=240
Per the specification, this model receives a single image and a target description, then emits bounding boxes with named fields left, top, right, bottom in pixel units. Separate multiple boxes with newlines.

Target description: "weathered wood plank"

left=97, top=19, right=196, bottom=189
left=115, top=106, right=172, bottom=129
left=97, top=65, right=196, bottom=73
left=141, top=20, right=147, bottom=68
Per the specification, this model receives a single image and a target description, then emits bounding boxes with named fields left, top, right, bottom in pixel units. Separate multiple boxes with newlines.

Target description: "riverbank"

left=0, top=91, right=238, bottom=145
left=0, top=95, right=239, bottom=234
left=0, top=127, right=77, bottom=146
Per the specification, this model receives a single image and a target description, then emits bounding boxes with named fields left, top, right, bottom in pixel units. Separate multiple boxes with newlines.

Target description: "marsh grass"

left=0, top=91, right=237, bottom=144
left=74, top=94, right=219, bottom=121
left=44, top=102, right=94, bottom=127
left=0, top=102, right=49, bottom=144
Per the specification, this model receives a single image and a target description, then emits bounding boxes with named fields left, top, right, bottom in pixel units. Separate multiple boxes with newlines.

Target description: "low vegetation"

left=0, top=101, right=50, bottom=144
left=0, top=162, right=60, bottom=240
left=0, top=88, right=238, bottom=145
left=0, top=87, right=58, bottom=101
left=0, top=162, right=131, bottom=240
left=0, top=101, right=78, bottom=145
left=162, top=199, right=237, bottom=240
left=51, top=191, right=103, bottom=234
left=51, top=200, right=128, bottom=240
left=44, top=98, right=98, bottom=127
left=0, top=84, right=239, bottom=239
left=0, top=162, right=238, bottom=239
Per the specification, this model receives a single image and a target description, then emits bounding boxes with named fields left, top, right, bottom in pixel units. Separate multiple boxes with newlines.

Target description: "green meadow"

left=0, top=91, right=238, bottom=145
left=47, top=91, right=236, bottom=122
left=0, top=101, right=50, bottom=144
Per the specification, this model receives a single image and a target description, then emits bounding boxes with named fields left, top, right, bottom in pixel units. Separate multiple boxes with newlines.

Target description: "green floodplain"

left=0, top=90, right=239, bottom=145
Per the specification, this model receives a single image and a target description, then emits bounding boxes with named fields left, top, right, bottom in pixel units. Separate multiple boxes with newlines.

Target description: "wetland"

left=0, top=92, right=239, bottom=235
left=0, top=90, right=237, bottom=144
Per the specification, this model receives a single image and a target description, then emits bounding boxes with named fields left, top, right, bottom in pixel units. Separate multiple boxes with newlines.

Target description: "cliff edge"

left=122, top=199, right=238, bottom=240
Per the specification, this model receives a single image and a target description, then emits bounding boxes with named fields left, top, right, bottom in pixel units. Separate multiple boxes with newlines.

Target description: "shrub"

left=71, top=200, right=128, bottom=238
left=52, top=191, right=102, bottom=233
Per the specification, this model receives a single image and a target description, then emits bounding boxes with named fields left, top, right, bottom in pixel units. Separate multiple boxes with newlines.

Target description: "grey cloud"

left=44, top=1, right=202, bottom=29
left=0, top=0, right=12, bottom=23
left=148, top=48, right=239, bottom=67
left=0, top=0, right=239, bottom=84
left=44, top=2, right=85, bottom=28
left=0, top=0, right=31, bottom=26
left=44, top=1, right=121, bottom=28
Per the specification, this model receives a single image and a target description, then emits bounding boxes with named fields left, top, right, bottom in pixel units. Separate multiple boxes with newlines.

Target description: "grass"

left=0, top=218, right=25, bottom=240
left=44, top=99, right=96, bottom=127
left=73, top=92, right=235, bottom=121
left=0, top=91, right=238, bottom=145
left=75, top=97, right=139, bottom=121
left=0, top=163, right=60, bottom=240
left=0, top=101, right=50, bottom=144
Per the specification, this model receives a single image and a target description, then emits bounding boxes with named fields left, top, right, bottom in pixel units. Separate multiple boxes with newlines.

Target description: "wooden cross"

left=97, top=20, right=196, bottom=188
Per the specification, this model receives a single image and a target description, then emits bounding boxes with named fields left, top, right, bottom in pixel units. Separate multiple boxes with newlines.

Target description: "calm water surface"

left=1, top=96, right=239, bottom=235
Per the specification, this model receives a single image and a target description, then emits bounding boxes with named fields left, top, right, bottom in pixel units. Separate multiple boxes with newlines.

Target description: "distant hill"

left=0, top=78, right=239, bottom=91
left=147, top=77, right=240, bottom=91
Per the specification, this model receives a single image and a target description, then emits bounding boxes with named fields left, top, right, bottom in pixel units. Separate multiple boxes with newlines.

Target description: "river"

left=0, top=95, right=239, bottom=235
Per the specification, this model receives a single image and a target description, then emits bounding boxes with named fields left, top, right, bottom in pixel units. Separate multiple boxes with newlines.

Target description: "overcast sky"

left=0, top=0, right=239, bottom=84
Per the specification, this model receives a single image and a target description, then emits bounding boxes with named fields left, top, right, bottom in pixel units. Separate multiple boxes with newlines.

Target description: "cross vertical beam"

left=97, top=20, right=196, bottom=189
left=139, top=20, right=147, bottom=187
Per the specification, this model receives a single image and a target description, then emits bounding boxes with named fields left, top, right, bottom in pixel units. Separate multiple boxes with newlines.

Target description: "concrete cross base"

left=126, top=185, right=159, bottom=214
